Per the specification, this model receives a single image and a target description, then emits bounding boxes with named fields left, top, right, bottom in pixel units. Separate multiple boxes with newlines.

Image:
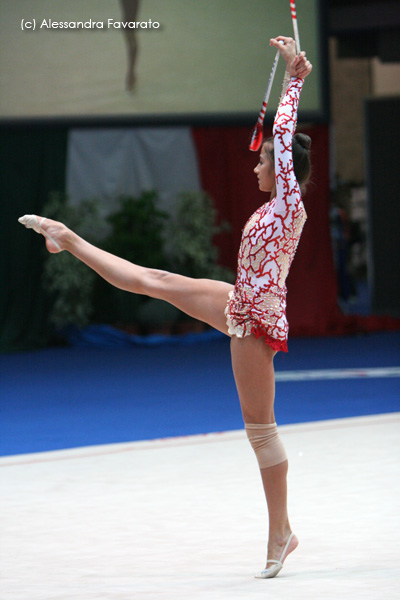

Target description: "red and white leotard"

left=225, top=77, right=307, bottom=352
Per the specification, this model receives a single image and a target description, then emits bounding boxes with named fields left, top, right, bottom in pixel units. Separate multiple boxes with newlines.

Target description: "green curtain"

left=0, top=126, right=67, bottom=352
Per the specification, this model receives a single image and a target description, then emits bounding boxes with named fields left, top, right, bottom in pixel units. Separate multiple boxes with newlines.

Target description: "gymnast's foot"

left=256, top=532, right=299, bottom=579
left=18, top=214, right=70, bottom=253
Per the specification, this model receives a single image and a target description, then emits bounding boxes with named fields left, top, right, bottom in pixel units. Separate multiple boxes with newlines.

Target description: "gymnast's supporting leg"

left=230, top=334, right=298, bottom=577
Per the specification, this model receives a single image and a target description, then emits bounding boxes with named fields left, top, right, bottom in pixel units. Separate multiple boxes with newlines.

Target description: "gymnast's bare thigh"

left=142, top=270, right=234, bottom=336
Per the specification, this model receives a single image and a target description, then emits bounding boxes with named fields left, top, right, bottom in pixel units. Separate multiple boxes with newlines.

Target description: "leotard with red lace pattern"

left=225, top=77, right=307, bottom=352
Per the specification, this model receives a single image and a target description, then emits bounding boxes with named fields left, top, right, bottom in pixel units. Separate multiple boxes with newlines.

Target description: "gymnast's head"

left=258, top=133, right=312, bottom=195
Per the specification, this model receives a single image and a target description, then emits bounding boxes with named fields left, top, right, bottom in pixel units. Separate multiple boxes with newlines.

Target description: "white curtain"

left=66, top=127, right=201, bottom=215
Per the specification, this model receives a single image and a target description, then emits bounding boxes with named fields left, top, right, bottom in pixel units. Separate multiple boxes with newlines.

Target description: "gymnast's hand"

left=270, top=36, right=312, bottom=79
left=18, top=214, right=71, bottom=253
left=270, top=36, right=296, bottom=64
left=290, top=52, right=312, bottom=79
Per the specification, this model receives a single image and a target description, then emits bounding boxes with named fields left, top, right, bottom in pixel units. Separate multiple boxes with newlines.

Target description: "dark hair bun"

left=294, top=133, right=311, bottom=151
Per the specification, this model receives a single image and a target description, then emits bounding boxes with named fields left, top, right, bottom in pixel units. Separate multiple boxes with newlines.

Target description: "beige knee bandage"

left=245, top=423, right=287, bottom=468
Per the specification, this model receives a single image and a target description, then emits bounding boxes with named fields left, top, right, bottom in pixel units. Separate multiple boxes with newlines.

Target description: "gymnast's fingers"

left=273, top=35, right=295, bottom=45
left=298, top=62, right=312, bottom=78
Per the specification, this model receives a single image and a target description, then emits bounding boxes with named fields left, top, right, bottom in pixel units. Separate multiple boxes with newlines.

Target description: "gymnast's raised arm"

left=269, top=37, right=312, bottom=212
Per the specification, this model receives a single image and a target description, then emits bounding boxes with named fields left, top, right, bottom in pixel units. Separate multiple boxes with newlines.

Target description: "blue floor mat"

left=1, top=331, right=399, bottom=456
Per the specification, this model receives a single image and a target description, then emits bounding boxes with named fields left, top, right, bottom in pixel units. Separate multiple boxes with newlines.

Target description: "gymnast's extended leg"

left=21, top=216, right=233, bottom=335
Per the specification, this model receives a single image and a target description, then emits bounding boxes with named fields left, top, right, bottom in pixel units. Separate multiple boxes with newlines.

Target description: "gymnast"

left=19, top=36, right=312, bottom=579
left=119, top=0, right=140, bottom=90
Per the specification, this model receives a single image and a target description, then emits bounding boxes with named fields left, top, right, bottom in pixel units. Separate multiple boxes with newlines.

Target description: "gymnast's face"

left=254, top=142, right=275, bottom=193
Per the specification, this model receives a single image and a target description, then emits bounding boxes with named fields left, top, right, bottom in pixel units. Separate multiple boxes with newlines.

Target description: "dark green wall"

left=0, top=127, right=67, bottom=351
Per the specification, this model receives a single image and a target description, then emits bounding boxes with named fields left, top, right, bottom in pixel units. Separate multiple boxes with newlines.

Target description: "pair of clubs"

left=249, top=0, right=301, bottom=152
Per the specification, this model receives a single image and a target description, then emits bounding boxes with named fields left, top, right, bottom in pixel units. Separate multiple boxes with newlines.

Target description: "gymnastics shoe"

left=255, top=533, right=296, bottom=579
left=18, top=215, right=61, bottom=251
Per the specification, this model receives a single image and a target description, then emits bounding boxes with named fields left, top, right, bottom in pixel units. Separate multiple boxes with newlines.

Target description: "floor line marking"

left=275, top=367, right=400, bottom=382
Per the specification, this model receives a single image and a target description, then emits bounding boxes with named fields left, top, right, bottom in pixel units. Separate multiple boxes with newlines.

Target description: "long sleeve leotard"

left=225, top=77, right=307, bottom=352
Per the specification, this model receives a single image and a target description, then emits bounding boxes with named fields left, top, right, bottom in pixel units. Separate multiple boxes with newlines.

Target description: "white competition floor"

left=1, top=412, right=399, bottom=600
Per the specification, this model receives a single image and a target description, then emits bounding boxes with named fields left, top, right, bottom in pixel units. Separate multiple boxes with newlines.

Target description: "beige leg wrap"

left=245, top=423, right=287, bottom=469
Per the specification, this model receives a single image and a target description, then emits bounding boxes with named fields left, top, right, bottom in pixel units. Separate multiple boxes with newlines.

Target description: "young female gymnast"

left=19, top=36, right=312, bottom=579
